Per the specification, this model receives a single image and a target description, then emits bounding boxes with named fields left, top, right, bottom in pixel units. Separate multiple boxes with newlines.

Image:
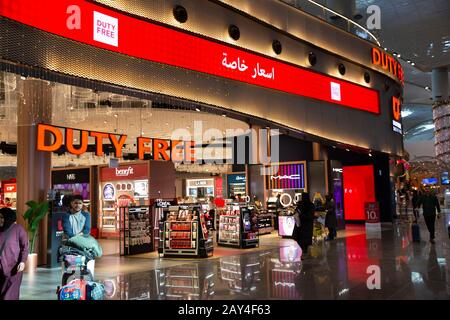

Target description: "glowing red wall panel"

left=343, top=165, right=375, bottom=221
left=0, top=0, right=379, bottom=114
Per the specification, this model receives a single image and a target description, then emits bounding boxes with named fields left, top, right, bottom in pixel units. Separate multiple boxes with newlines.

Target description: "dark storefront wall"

left=328, top=147, right=393, bottom=222
left=0, top=0, right=403, bottom=156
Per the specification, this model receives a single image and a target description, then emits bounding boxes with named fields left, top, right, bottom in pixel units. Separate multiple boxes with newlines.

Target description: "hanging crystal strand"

left=433, top=100, right=450, bottom=164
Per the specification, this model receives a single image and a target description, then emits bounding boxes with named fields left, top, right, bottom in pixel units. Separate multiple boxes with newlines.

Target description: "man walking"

left=417, top=185, right=441, bottom=244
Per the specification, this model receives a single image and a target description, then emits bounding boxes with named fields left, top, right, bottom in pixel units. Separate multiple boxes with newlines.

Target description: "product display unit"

left=256, top=209, right=274, bottom=235
left=218, top=204, right=259, bottom=248
left=278, top=206, right=297, bottom=238
left=161, top=205, right=214, bottom=258
left=119, top=206, right=152, bottom=256
left=100, top=179, right=149, bottom=239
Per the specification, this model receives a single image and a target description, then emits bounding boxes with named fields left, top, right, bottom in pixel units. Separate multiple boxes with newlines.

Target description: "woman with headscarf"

left=0, top=207, right=29, bottom=300
left=295, top=192, right=315, bottom=260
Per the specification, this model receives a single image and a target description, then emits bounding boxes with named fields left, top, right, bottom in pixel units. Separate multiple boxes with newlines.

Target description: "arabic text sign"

left=0, top=0, right=379, bottom=114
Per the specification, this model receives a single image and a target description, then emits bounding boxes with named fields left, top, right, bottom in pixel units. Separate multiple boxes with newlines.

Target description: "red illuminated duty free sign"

left=36, top=123, right=196, bottom=162
left=0, top=0, right=379, bottom=114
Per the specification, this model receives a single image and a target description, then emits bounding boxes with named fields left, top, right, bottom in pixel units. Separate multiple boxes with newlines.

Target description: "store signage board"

left=187, top=179, right=214, bottom=188
left=36, top=123, right=196, bottom=162
left=365, top=201, right=381, bottom=232
left=227, top=174, right=246, bottom=185
left=154, top=199, right=176, bottom=208
left=371, top=48, right=404, bottom=85
left=265, top=163, right=306, bottom=190
left=391, top=96, right=403, bottom=134
left=100, top=164, right=148, bottom=181
left=3, top=183, right=16, bottom=193
left=0, top=0, right=379, bottom=114
left=52, top=168, right=90, bottom=184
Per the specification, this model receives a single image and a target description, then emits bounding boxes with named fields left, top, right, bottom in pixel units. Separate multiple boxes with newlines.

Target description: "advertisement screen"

left=442, top=172, right=449, bottom=185
left=278, top=216, right=296, bottom=236
left=422, top=178, right=438, bottom=185
left=343, top=165, right=375, bottom=221
left=134, top=180, right=148, bottom=198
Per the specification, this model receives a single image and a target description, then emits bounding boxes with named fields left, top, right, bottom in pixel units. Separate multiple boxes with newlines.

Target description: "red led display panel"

left=343, top=165, right=375, bottom=221
left=0, top=0, right=379, bottom=114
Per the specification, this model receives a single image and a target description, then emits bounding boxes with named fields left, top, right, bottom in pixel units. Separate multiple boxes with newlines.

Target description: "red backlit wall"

left=343, top=165, right=375, bottom=221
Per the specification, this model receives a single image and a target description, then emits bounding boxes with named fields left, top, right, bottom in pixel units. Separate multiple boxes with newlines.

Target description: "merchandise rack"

left=119, top=206, right=152, bottom=256
left=160, top=205, right=214, bottom=258
left=257, top=211, right=274, bottom=235
left=218, top=204, right=259, bottom=249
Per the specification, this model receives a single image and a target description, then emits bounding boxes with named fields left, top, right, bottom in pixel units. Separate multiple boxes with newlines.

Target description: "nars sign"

left=66, top=174, right=76, bottom=181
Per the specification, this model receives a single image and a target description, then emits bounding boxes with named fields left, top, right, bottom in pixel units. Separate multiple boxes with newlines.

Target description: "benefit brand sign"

left=0, top=0, right=379, bottom=114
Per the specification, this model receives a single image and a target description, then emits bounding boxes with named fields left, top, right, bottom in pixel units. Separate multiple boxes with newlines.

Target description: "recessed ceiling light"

left=195, top=108, right=200, bottom=112
left=411, top=62, right=415, bottom=66
left=222, top=113, right=226, bottom=117
left=104, top=121, right=107, bottom=124
left=114, top=114, right=118, bottom=118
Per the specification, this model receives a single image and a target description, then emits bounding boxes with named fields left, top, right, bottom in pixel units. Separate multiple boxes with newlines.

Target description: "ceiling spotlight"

left=104, top=121, right=107, bottom=124
left=114, top=114, right=118, bottom=118
left=384, top=48, right=388, bottom=51
left=195, top=108, right=200, bottom=112
left=407, top=60, right=411, bottom=63
left=369, top=153, right=372, bottom=157
left=411, top=62, right=415, bottom=66
left=20, top=76, right=26, bottom=80
left=222, top=113, right=227, bottom=117
left=346, top=149, right=350, bottom=152
left=425, top=86, right=431, bottom=91
left=397, top=53, right=401, bottom=58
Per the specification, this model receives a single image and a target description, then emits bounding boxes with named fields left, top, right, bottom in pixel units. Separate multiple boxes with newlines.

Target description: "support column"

left=17, top=78, right=52, bottom=265
left=432, top=67, right=449, bottom=163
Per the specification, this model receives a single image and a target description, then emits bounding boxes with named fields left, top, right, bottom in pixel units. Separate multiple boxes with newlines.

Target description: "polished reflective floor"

left=20, top=211, right=450, bottom=300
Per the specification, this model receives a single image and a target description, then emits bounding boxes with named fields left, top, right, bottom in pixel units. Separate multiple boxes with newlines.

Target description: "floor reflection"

left=21, top=212, right=450, bottom=300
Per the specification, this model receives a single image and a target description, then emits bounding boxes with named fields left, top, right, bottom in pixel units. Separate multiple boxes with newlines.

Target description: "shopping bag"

left=86, top=282, right=105, bottom=300
left=58, top=279, right=87, bottom=300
